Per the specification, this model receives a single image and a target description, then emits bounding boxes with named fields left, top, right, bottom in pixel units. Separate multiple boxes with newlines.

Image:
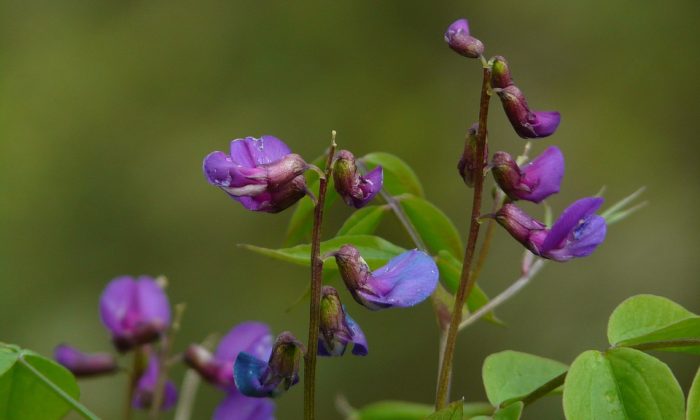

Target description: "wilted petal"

left=213, top=392, right=275, bottom=420
left=132, top=357, right=178, bottom=410
left=54, top=344, right=117, bottom=377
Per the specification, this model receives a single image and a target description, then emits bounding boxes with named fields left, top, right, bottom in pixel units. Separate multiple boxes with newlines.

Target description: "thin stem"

left=150, top=303, right=187, bottom=418
left=378, top=189, right=428, bottom=251
left=470, top=191, right=504, bottom=283
left=173, top=369, right=201, bottom=420
left=303, top=131, right=337, bottom=420
left=520, top=371, right=567, bottom=407
left=124, top=348, right=145, bottom=420
left=625, top=339, right=700, bottom=351
left=18, top=353, right=100, bottom=420
left=435, top=65, right=492, bottom=409
left=459, top=258, right=546, bottom=331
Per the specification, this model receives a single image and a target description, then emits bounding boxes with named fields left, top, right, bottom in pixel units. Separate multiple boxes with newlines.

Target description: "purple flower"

left=332, top=245, right=439, bottom=310
left=444, top=18, right=484, bottom=58
left=318, top=286, right=368, bottom=357
left=333, top=150, right=383, bottom=208
left=203, top=136, right=309, bottom=213
left=494, top=85, right=561, bottom=139
left=132, top=355, right=178, bottom=411
left=494, top=197, right=607, bottom=262
left=99, top=276, right=171, bottom=352
left=234, top=332, right=304, bottom=398
left=491, top=146, right=564, bottom=203
left=54, top=344, right=117, bottom=377
left=185, top=322, right=275, bottom=419
left=457, top=123, right=488, bottom=188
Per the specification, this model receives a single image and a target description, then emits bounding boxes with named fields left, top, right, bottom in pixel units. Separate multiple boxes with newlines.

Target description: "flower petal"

left=519, top=146, right=564, bottom=202
left=135, top=276, right=171, bottom=332
left=229, top=136, right=291, bottom=168
left=233, top=352, right=273, bottom=398
left=541, top=197, right=604, bottom=254
left=132, top=356, right=178, bottom=410
left=359, top=250, right=439, bottom=309
left=545, top=214, right=607, bottom=261
left=346, top=313, right=368, bottom=356
left=216, top=322, right=273, bottom=363
left=54, top=344, right=117, bottom=377
left=213, top=392, right=275, bottom=420
left=529, top=111, right=561, bottom=138
left=99, top=276, right=136, bottom=335
left=355, top=166, right=383, bottom=207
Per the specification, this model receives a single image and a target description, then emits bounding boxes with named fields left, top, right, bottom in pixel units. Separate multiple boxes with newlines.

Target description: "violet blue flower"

left=457, top=123, right=488, bottom=188
left=444, top=18, right=484, bottom=58
left=333, top=150, right=383, bottom=208
left=491, top=146, right=564, bottom=203
left=99, top=276, right=171, bottom=352
left=184, top=321, right=275, bottom=419
left=54, top=344, right=118, bottom=378
left=494, top=85, right=561, bottom=139
left=203, top=136, right=309, bottom=213
left=332, top=245, right=439, bottom=310
left=132, top=355, right=178, bottom=411
left=494, top=197, right=607, bottom=262
left=234, top=332, right=304, bottom=398
left=318, top=286, right=368, bottom=357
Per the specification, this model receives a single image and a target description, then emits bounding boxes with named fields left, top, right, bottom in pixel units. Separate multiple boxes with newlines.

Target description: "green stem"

left=303, top=131, right=337, bottom=420
left=150, top=303, right=187, bottom=419
left=519, top=371, right=567, bottom=407
left=435, top=64, right=492, bottom=409
left=18, top=353, right=100, bottom=420
left=625, top=339, right=700, bottom=351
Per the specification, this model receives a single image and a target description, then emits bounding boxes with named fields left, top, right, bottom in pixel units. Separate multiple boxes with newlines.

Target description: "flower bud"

left=494, top=203, right=548, bottom=254
left=333, top=150, right=383, bottom=208
left=318, top=286, right=368, bottom=356
left=54, top=344, right=118, bottom=378
left=234, top=331, right=304, bottom=398
left=491, top=146, right=564, bottom=203
left=203, top=136, right=309, bottom=213
left=490, top=56, right=513, bottom=88
left=495, top=85, right=561, bottom=139
left=444, top=19, right=484, bottom=58
left=184, top=345, right=231, bottom=387
left=457, top=123, right=487, bottom=187
left=99, top=276, right=171, bottom=353
left=333, top=245, right=438, bottom=311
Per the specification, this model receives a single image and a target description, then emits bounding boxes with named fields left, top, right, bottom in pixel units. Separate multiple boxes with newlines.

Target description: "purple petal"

left=233, top=352, right=273, bottom=398
left=359, top=250, right=439, bottom=309
left=99, top=276, right=136, bottom=335
left=541, top=197, right=604, bottom=254
left=135, top=276, right=171, bottom=332
left=216, top=322, right=273, bottom=364
left=530, top=111, right=561, bottom=138
left=132, top=357, right=178, bottom=410
left=213, top=392, right=275, bottom=420
left=519, top=146, right=565, bottom=203
left=229, top=136, right=291, bottom=168
left=445, top=18, right=470, bottom=37
left=54, top=344, right=117, bottom=377
left=545, top=215, right=607, bottom=261
left=345, top=313, right=368, bottom=356
left=354, top=166, right=383, bottom=208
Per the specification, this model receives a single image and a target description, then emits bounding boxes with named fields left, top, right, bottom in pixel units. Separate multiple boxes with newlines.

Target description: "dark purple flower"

left=54, top=344, right=118, bottom=377
left=333, top=150, right=383, bottom=208
left=185, top=322, right=275, bottom=419
left=491, top=146, right=564, bottom=203
left=132, top=356, right=178, bottom=411
left=494, top=85, right=561, bottom=139
left=494, top=197, right=607, bottom=261
left=444, top=18, right=484, bottom=58
left=203, top=136, right=309, bottom=213
left=457, top=123, right=488, bottom=188
left=234, top=332, right=304, bottom=398
left=318, top=286, right=368, bottom=357
left=99, top=276, right=171, bottom=352
left=332, top=245, right=439, bottom=310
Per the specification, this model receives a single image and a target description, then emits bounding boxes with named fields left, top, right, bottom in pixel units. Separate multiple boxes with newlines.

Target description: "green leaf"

left=242, top=234, right=405, bottom=270
left=435, top=250, right=501, bottom=325
left=563, top=348, right=685, bottom=420
left=284, top=175, right=338, bottom=246
left=0, top=346, right=97, bottom=420
left=482, top=350, right=567, bottom=406
left=398, top=195, right=463, bottom=258
left=349, top=400, right=492, bottom=420
left=493, top=402, right=523, bottom=420
left=688, top=367, right=700, bottom=420
left=607, top=294, right=700, bottom=354
left=427, top=399, right=462, bottom=420
left=337, top=205, right=390, bottom=236
left=361, top=152, right=424, bottom=198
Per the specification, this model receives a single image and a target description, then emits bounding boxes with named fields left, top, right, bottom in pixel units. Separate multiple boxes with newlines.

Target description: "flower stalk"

left=435, top=63, right=492, bottom=409
left=304, top=131, right=337, bottom=420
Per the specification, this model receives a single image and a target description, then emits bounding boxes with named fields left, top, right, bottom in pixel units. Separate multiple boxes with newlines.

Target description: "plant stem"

left=150, top=303, right=187, bottom=418
left=520, top=371, right=567, bottom=407
left=173, top=369, right=201, bottom=420
left=435, top=64, right=492, bottom=409
left=303, top=131, right=337, bottom=420
left=459, top=258, right=546, bottom=331
left=626, top=339, right=700, bottom=351
left=124, top=348, right=144, bottom=420
left=18, top=353, right=100, bottom=420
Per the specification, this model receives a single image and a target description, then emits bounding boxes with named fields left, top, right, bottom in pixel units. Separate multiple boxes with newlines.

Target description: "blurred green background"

left=1, top=0, right=699, bottom=418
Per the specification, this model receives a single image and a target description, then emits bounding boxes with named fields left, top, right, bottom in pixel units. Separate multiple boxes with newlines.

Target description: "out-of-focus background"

left=1, top=1, right=698, bottom=418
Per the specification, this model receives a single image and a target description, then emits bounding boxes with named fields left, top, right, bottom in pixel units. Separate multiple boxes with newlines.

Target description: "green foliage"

left=398, top=194, right=463, bottom=258
left=427, top=399, right=462, bottom=420
left=607, top=294, right=700, bottom=354
left=493, top=402, right=523, bottom=420
left=360, top=152, right=424, bottom=198
left=563, top=348, right=685, bottom=420
left=337, top=205, right=390, bottom=236
left=285, top=174, right=338, bottom=246
left=0, top=344, right=96, bottom=420
left=242, top=234, right=405, bottom=270
left=688, top=367, right=700, bottom=420
left=482, top=350, right=567, bottom=406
